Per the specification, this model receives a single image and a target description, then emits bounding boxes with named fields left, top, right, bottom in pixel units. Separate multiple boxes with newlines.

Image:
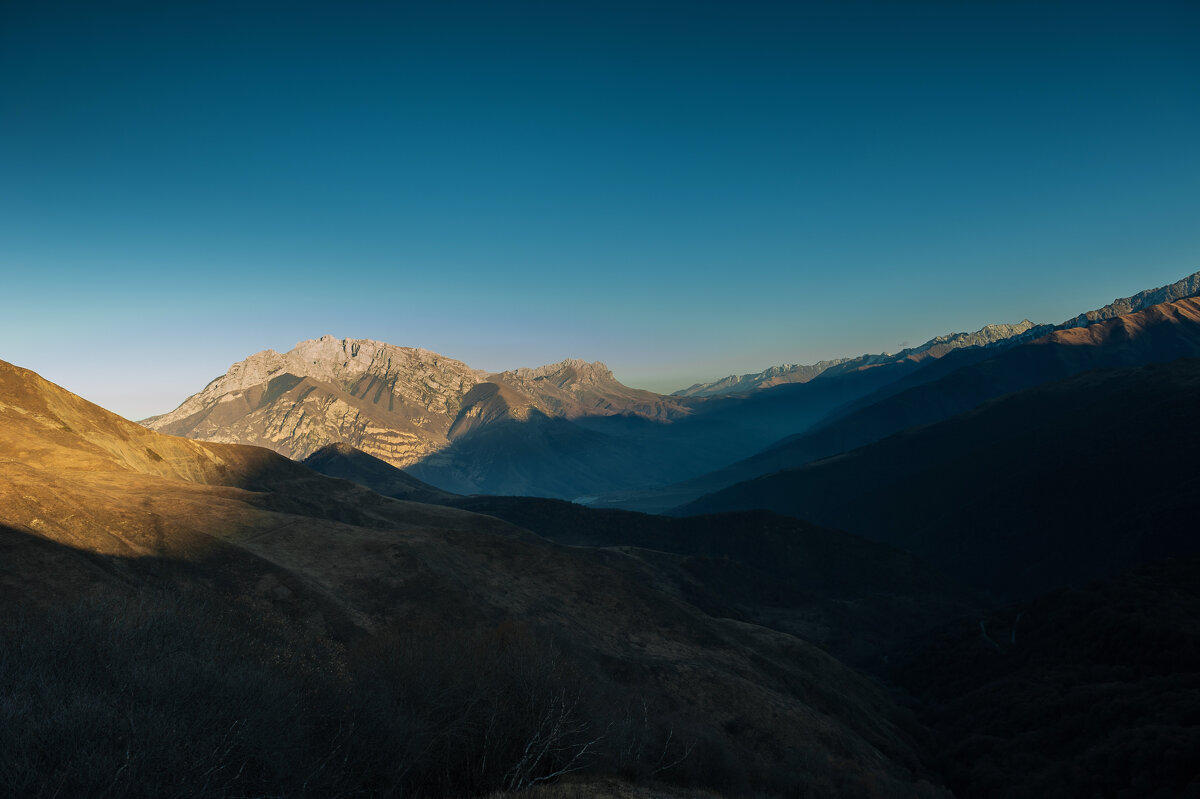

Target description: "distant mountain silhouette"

left=144, top=272, right=1200, bottom=504
left=675, top=320, right=1039, bottom=398
left=599, top=292, right=1200, bottom=513
left=677, top=270, right=1200, bottom=399
left=682, top=357, right=1200, bottom=600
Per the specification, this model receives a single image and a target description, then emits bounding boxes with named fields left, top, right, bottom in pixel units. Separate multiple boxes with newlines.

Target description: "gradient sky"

left=3, top=1, right=1199, bottom=419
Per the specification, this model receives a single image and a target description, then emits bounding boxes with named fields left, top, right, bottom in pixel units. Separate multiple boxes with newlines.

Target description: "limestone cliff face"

left=148, top=336, right=484, bottom=429
left=143, top=338, right=690, bottom=469
left=142, top=336, right=488, bottom=467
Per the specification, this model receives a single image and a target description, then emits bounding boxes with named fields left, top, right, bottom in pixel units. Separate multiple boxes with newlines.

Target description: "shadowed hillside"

left=602, top=294, right=1200, bottom=513
left=682, top=357, right=1200, bottom=601
left=0, top=358, right=948, bottom=797
left=302, top=441, right=458, bottom=504
left=884, top=557, right=1200, bottom=798
left=299, top=441, right=981, bottom=664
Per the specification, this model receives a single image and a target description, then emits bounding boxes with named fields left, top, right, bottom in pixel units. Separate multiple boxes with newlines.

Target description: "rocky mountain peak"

left=142, top=339, right=688, bottom=476
left=672, top=358, right=853, bottom=398
left=904, top=319, right=1039, bottom=358
left=496, top=358, right=617, bottom=388
left=287, top=336, right=482, bottom=385
left=677, top=318, right=1046, bottom=399
left=143, top=337, right=484, bottom=428
left=1060, top=270, right=1200, bottom=329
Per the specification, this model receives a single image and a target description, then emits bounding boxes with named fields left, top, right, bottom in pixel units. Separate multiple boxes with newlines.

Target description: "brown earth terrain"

left=0, top=357, right=951, bottom=797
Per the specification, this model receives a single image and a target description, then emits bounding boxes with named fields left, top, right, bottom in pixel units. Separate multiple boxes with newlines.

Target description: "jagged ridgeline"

left=135, top=324, right=1051, bottom=499
left=143, top=270, right=1200, bottom=501
left=142, top=337, right=690, bottom=487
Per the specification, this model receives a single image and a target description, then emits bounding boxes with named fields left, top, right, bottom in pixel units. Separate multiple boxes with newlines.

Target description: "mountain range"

left=140, top=271, right=1200, bottom=503
left=683, top=355, right=1200, bottom=600
left=587, top=274, right=1200, bottom=513
left=0, top=356, right=965, bottom=797
left=6, top=270, right=1200, bottom=796
left=679, top=269, right=1200, bottom=400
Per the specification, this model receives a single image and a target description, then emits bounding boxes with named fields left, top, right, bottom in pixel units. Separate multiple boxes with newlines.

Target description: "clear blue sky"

left=3, top=1, right=1198, bottom=419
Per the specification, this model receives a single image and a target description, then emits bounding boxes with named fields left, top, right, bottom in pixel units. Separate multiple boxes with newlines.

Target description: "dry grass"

left=488, top=777, right=726, bottom=799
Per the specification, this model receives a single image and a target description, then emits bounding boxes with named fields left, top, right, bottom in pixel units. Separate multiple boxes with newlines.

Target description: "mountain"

left=728, top=295, right=1200, bottom=489
left=493, top=358, right=683, bottom=420
left=597, top=291, right=1200, bottom=513
left=674, top=320, right=1039, bottom=398
left=818, top=269, right=1200, bottom=425
left=142, top=333, right=932, bottom=499
left=681, top=357, right=1200, bottom=601
left=147, top=272, right=1200, bottom=503
left=677, top=270, right=1200, bottom=401
left=301, top=442, right=457, bottom=504
left=1060, top=269, right=1200, bottom=328
left=142, top=336, right=694, bottom=495
left=674, top=358, right=853, bottom=398
left=141, top=335, right=485, bottom=465
left=0, top=357, right=949, bottom=797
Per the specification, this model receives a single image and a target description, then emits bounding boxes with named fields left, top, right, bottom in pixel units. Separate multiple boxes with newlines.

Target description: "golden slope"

left=0, top=358, right=943, bottom=795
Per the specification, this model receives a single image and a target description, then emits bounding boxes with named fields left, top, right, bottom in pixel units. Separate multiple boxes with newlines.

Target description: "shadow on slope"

left=387, top=356, right=964, bottom=500
left=301, top=441, right=457, bottom=503
left=0, top=542, right=723, bottom=799
left=682, top=358, right=1200, bottom=602
left=441, top=500, right=983, bottom=666
left=600, top=296, right=1200, bottom=513
left=883, top=557, right=1200, bottom=798
left=408, top=408, right=760, bottom=498
left=1, top=359, right=949, bottom=798
left=300, top=444, right=981, bottom=664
